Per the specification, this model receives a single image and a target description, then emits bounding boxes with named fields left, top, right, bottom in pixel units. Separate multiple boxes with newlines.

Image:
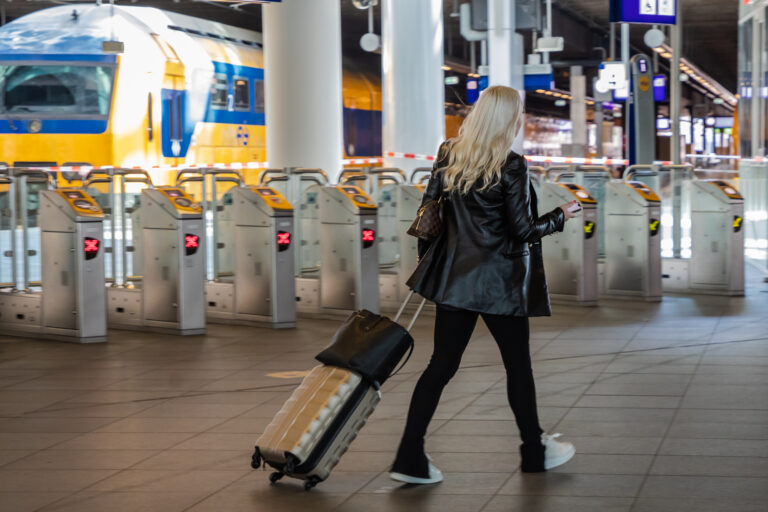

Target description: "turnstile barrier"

left=0, top=169, right=107, bottom=343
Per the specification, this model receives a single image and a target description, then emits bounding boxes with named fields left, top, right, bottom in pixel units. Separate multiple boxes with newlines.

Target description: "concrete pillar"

left=381, top=0, right=445, bottom=173
left=487, top=0, right=526, bottom=153
left=570, top=66, right=587, bottom=157
left=262, top=0, right=344, bottom=182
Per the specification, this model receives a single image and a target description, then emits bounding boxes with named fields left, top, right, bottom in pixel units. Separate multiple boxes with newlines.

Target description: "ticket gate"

left=543, top=166, right=664, bottom=302
left=207, top=184, right=296, bottom=328
left=535, top=178, right=599, bottom=306
left=604, top=180, right=663, bottom=301
left=107, top=186, right=206, bottom=334
left=623, top=165, right=745, bottom=296
left=340, top=168, right=423, bottom=309
left=663, top=180, right=745, bottom=296
left=261, top=169, right=380, bottom=315
left=740, top=160, right=768, bottom=271
left=0, top=173, right=107, bottom=343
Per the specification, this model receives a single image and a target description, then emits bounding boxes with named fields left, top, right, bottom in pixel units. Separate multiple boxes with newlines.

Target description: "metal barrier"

left=175, top=168, right=243, bottom=282
left=82, top=168, right=154, bottom=285
left=410, top=167, right=433, bottom=184
left=8, top=168, right=54, bottom=291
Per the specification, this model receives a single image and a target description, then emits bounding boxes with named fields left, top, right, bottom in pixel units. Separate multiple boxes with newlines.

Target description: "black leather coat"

left=406, top=149, right=565, bottom=317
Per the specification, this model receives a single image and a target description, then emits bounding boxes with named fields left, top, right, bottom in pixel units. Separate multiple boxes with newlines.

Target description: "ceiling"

left=555, top=0, right=738, bottom=91
left=0, top=0, right=738, bottom=91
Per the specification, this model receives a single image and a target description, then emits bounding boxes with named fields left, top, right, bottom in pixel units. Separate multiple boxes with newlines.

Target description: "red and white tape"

left=18, top=152, right=745, bottom=176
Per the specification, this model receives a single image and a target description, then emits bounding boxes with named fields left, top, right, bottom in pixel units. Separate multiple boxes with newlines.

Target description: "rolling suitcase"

left=250, top=293, right=426, bottom=490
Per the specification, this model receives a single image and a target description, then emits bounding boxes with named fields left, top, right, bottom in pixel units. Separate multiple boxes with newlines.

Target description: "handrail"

left=553, top=172, right=576, bottom=182
left=10, top=168, right=54, bottom=187
left=623, top=164, right=657, bottom=182
left=410, top=167, right=433, bottom=184
left=258, top=168, right=287, bottom=185
left=368, top=167, right=407, bottom=183
left=340, top=175, right=366, bottom=185
left=262, top=175, right=289, bottom=185
left=339, top=169, right=364, bottom=182
left=545, top=165, right=572, bottom=180
left=174, top=168, right=244, bottom=187
left=577, top=165, right=611, bottom=176
left=291, top=168, right=329, bottom=184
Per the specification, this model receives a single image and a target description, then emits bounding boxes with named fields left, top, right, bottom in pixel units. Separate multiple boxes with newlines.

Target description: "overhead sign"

left=610, top=0, right=677, bottom=25
left=597, top=62, right=627, bottom=92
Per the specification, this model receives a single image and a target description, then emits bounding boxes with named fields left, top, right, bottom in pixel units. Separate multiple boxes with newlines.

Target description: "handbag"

left=315, top=292, right=426, bottom=388
left=407, top=196, right=443, bottom=240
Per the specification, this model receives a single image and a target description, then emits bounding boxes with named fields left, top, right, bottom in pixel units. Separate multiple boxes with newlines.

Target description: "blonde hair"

left=441, top=85, right=524, bottom=195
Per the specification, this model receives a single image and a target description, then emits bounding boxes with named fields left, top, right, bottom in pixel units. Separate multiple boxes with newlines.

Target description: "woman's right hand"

left=558, top=201, right=581, bottom=221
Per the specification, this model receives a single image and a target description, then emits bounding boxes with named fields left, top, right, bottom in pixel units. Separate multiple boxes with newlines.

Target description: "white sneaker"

left=389, top=454, right=444, bottom=485
left=542, top=433, right=575, bottom=470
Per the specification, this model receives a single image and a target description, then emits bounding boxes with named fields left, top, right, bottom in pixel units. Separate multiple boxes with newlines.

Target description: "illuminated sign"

left=611, top=0, right=677, bottom=25
left=584, top=221, right=596, bottom=239
left=84, top=237, right=100, bottom=260
left=649, top=219, right=660, bottom=236
left=653, top=75, right=667, bottom=102
left=184, top=234, right=200, bottom=256
left=734, top=216, right=743, bottom=233
left=277, top=231, right=291, bottom=252
left=361, top=229, right=376, bottom=249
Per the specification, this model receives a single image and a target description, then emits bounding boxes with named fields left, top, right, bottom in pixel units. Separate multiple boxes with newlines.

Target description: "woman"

left=389, top=85, right=578, bottom=484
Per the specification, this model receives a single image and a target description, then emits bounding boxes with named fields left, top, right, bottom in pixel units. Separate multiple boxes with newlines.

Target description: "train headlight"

left=28, top=120, right=42, bottom=133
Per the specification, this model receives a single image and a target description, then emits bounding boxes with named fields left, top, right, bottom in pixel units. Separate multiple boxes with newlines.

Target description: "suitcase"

left=250, top=293, right=426, bottom=491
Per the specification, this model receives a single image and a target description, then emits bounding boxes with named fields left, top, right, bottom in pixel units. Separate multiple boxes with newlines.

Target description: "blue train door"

left=161, top=89, right=185, bottom=158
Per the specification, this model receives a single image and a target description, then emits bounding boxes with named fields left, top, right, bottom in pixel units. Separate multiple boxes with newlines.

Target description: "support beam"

left=263, top=0, right=344, bottom=181
left=670, top=12, right=682, bottom=164
left=487, top=0, right=525, bottom=153
left=381, top=0, right=445, bottom=172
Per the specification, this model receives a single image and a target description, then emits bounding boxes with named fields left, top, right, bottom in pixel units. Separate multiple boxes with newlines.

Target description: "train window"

left=254, top=79, right=265, bottom=114
left=210, top=74, right=228, bottom=110
left=0, top=64, right=114, bottom=117
left=234, top=77, right=250, bottom=111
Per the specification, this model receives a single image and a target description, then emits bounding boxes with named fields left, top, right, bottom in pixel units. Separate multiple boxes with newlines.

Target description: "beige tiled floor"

left=1, top=272, right=768, bottom=511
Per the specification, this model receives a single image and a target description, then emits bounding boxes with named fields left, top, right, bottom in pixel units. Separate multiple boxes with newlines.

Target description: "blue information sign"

left=610, top=0, right=677, bottom=25
left=653, top=75, right=667, bottom=102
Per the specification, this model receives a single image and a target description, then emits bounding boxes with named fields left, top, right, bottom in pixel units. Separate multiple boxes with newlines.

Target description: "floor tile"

left=360, top=471, right=509, bottom=495
left=630, top=498, right=768, bottom=512
left=88, top=469, right=249, bottom=493
left=52, top=432, right=196, bottom=451
left=0, top=492, right=70, bottom=512
left=38, top=491, right=210, bottom=512
left=481, top=495, right=633, bottom=512
left=639, top=475, right=768, bottom=500
left=497, top=472, right=644, bottom=497
left=0, top=469, right=117, bottom=491
left=5, top=449, right=156, bottom=470
left=649, top=455, right=768, bottom=477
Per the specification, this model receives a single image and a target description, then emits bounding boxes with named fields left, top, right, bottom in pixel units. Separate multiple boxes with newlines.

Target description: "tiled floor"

left=1, top=272, right=767, bottom=511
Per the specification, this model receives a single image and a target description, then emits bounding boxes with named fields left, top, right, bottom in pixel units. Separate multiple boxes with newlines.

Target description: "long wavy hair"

left=440, top=85, right=523, bottom=195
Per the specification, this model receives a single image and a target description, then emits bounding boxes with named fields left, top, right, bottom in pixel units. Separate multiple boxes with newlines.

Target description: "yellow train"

left=0, top=5, right=463, bottom=185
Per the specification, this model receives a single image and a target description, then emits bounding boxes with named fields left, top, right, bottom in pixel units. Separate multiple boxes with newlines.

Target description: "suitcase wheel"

left=304, top=477, right=321, bottom=491
left=250, top=449, right=262, bottom=470
left=269, top=472, right=284, bottom=484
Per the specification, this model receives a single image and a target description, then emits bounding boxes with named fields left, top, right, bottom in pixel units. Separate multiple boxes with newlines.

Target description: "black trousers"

left=392, top=305, right=544, bottom=476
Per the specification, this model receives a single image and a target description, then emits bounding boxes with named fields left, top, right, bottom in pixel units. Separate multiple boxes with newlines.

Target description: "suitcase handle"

left=393, top=290, right=427, bottom=332
left=386, top=291, right=427, bottom=381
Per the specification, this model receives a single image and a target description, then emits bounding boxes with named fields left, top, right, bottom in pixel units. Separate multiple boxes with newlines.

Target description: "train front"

left=0, top=7, right=126, bottom=168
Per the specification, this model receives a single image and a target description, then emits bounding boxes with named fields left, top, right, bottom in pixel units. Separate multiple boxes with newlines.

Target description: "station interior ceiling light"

left=652, top=43, right=737, bottom=110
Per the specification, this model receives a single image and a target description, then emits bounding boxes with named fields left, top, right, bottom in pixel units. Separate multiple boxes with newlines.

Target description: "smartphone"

left=567, top=202, right=582, bottom=213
